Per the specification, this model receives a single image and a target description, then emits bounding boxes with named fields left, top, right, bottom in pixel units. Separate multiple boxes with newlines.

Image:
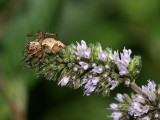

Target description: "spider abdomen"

left=42, top=38, right=65, bottom=54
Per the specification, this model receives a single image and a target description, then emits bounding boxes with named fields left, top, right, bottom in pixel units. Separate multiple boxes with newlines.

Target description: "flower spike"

left=23, top=40, right=141, bottom=96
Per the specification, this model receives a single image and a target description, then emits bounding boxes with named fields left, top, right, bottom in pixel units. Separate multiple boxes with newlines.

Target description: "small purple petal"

left=79, top=61, right=89, bottom=70
left=83, top=48, right=91, bottom=58
left=92, top=66, right=103, bottom=73
left=58, top=76, right=70, bottom=86
left=92, top=77, right=100, bottom=85
left=98, top=52, right=107, bottom=61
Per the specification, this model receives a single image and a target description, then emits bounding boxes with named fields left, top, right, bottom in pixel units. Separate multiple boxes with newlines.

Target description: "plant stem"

left=130, top=81, right=143, bottom=95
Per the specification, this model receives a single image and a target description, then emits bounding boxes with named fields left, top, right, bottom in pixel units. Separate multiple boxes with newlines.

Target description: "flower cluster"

left=109, top=93, right=132, bottom=120
left=23, top=38, right=160, bottom=120
left=109, top=81, right=160, bottom=120
left=129, top=81, right=160, bottom=119
left=23, top=40, right=141, bottom=96
left=113, top=48, right=132, bottom=75
left=81, top=76, right=100, bottom=96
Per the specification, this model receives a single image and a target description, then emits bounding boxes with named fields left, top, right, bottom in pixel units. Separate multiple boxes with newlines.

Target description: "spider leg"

left=45, top=33, right=58, bottom=36
left=40, top=45, right=47, bottom=64
left=27, top=32, right=43, bottom=42
left=26, top=33, right=39, bottom=42
left=31, top=54, right=42, bottom=64
left=40, top=52, right=45, bottom=64
left=27, top=33, right=39, bottom=37
left=24, top=49, right=42, bottom=60
left=45, top=33, right=59, bottom=40
left=24, top=50, right=41, bottom=63
left=23, top=32, right=34, bottom=54
left=23, top=36, right=29, bottom=56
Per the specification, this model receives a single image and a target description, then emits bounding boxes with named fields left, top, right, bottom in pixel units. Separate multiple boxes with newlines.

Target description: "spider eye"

left=59, top=45, right=63, bottom=48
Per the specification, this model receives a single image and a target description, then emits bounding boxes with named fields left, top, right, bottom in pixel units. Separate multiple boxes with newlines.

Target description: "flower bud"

left=129, top=56, right=142, bottom=78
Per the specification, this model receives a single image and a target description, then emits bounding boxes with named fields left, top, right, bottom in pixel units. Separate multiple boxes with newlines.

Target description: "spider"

left=24, top=32, right=66, bottom=64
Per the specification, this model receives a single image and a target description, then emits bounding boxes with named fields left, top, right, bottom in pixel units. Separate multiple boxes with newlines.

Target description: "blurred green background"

left=0, top=0, right=160, bottom=120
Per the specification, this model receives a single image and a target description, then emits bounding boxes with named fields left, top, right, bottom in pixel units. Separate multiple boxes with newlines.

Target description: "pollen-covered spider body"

left=24, top=32, right=66, bottom=64
left=42, top=38, right=65, bottom=54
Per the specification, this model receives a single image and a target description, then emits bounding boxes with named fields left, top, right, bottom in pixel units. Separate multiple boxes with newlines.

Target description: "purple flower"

left=105, top=65, right=109, bottom=69
left=73, top=67, right=78, bottom=71
left=107, top=80, right=119, bottom=90
left=134, top=94, right=145, bottom=104
left=80, top=77, right=88, bottom=86
left=142, top=80, right=156, bottom=101
left=88, top=75, right=93, bottom=79
left=84, top=80, right=96, bottom=96
left=110, top=112, right=123, bottom=120
left=103, top=74, right=107, bottom=78
left=73, top=40, right=91, bottom=59
left=84, top=80, right=92, bottom=89
left=125, top=80, right=130, bottom=86
left=114, top=93, right=124, bottom=103
left=77, top=40, right=87, bottom=53
left=109, top=93, right=130, bottom=120
left=155, top=113, right=159, bottom=118
left=83, top=77, right=100, bottom=96
left=79, top=61, right=88, bottom=70
left=92, top=66, right=103, bottom=73
left=92, top=77, right=100, bottom=85
left=120, top=48, right=132, bottom=67
left=98, top=52, right=107, bottom=61
left=129, top=102, right=149, bottom=117
left=114, top=48, right=132, bottom=76
left=83, top=48, right=91, bottom=59
left=92, top=63, right=96, bottom=67
left=110, top=103, right=119, bottom=110
left=84, top=85, right=96, bottom=96
left=58, top=76, right=70, bottom=86
left=118, top=64, right=129, bottom=75
left=114, top=50, right=120, bottom=63
left=147, top=80, right=156, bottom=92
left=72, top=76, right=76, bottom=79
